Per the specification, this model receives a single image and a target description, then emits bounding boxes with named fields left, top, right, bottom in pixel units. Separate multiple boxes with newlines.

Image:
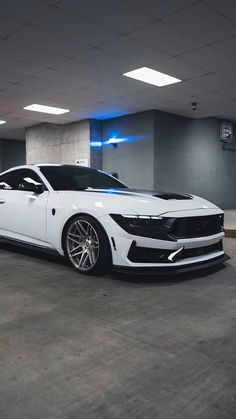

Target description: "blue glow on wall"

left=90, top=141, right=102, bottom=147
left=106, top=137, right=127, bottom=145
left=90, top=134, right=143, bottom=148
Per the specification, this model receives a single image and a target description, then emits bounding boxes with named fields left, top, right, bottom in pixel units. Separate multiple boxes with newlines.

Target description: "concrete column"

left=61, top=120, right=90, bottom=166
left=26, top=119, right=103, bottom=169
left=26, top=120, right=90, bottom=166
left=26, top=123, right=62, bottom=164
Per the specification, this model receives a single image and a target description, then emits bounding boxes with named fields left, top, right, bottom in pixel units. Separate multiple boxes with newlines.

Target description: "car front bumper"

left=99, top=213, right=228, bottom=272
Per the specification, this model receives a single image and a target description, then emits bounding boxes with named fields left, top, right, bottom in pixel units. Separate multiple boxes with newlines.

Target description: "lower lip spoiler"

left=112, top=254, right=230, bottom=275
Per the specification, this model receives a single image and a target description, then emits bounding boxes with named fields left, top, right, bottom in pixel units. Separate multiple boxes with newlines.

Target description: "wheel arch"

left=61, top=212, right=112, bottom=260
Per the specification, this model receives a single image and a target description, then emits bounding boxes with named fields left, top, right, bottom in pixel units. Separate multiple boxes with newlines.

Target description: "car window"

left=0, top=174, right=10, bottom=190
left=0, top=174, right=11, bottom=190
left=0, top=169, right=45, bottom=191
left=40, top=165, right=128, bottom=191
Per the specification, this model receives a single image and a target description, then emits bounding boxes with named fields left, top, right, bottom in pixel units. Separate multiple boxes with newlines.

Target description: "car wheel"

left=64, top=214, right=112, bottom=275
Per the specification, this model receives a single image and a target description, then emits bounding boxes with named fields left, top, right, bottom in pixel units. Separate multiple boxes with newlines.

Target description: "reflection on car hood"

left=67, top=187, right=221, bottom=215
left=85, top=188, right=192, bottom=200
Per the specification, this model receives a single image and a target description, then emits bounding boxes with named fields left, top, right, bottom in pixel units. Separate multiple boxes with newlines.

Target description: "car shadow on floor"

left=0, top=241, right=229, bottom=286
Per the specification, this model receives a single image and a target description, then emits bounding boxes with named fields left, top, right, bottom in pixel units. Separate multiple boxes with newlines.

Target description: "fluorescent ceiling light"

left=23, top=104, right=70, bottom=115
left=0, top=120, right=6, bottom=125
left=123, top=67, right=181, bottom=87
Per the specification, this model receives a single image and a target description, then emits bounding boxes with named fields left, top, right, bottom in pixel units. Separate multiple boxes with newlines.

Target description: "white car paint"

left=0, top=164, right=226, bottom=272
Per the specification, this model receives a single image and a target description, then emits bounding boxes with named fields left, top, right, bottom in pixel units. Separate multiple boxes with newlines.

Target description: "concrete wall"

left=26, top=120, right=90, bottom=166
left=24, top=110, right=236, bottom=209
left=0, top=139, right=26, bottom=172
left=154, top=111, right=236, bottom=209
left=102, top=111, right=154, bottom=189
left=101, top=109, right=236, bottom=208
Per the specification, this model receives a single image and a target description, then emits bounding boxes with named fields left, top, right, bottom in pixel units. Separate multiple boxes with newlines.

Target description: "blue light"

left=106, top=137, right=127, bottom=145
left=90, top=141, right=102, bottom=147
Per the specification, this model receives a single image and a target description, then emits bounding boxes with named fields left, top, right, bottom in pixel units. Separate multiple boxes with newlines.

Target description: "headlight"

left=110, top=214, right=176, bottom=241
left=112, top=214, right=164, bottom=225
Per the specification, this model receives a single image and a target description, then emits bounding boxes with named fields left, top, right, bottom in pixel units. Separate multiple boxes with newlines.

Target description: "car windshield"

left=39, top=165, right=128, bottom=191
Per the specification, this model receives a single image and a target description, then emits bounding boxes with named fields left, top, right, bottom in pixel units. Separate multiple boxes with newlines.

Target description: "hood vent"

left=153, top=193, right=192, bottom=200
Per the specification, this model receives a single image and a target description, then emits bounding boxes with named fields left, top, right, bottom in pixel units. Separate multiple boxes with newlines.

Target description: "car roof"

left=0, top=163, right=61, bottom=175
left=0, top=164, right=101, bottom=175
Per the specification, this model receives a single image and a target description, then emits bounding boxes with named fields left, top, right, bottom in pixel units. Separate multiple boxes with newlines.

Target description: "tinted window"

left=0, top=169, right=44, bottom=191
left=0, top=174, right=10, bottom=190
left=40, top=166, right=128, bottom=191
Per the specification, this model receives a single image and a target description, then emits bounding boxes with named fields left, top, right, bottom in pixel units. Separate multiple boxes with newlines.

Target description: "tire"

left=63, top=214, right=112, bottom=275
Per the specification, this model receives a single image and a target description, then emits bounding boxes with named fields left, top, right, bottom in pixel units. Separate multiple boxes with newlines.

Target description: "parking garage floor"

left=0, top=239, right=236, bottom=419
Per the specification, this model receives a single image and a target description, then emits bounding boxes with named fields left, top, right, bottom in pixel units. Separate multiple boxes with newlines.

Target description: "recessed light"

left=123, top=66, right=181, bottom=87
left=23, top=104, right=70, bottom=115
left=0, top=120, right=6, bottom=125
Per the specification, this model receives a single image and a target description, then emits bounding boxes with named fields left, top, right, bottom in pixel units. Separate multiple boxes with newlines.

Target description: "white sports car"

left=0, top=164, right=228, bottom=275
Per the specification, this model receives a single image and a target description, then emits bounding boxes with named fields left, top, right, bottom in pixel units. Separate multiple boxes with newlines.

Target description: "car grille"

left=169, top=214, right=224, bottom=239
left=128, top=240, right=223, bottom=263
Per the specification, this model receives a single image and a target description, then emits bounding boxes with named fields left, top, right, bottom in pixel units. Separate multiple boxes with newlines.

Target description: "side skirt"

left=0, top=236, right=62, bottom=257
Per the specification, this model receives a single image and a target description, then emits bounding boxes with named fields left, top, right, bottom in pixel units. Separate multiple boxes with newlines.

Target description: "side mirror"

left=19, top=180, right=44, bottom=194
left=34, top=184, right=44, bottom=194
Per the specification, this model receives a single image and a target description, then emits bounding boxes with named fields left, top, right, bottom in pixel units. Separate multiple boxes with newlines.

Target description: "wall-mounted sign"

left=76, top=158, right=89, bottom=167
left=221, top=121, right=233, bottom=144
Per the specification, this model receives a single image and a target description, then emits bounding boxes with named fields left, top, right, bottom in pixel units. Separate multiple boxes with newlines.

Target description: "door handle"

left=0, top=200, right=6, bottom=204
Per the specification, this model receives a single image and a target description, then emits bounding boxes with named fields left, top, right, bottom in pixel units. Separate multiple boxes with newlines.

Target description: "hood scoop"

left=153, top=193, right=192, bottom=200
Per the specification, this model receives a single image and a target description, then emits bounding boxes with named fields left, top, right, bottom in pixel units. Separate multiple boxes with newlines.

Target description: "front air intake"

left=128, top=240, right=223, bottom=263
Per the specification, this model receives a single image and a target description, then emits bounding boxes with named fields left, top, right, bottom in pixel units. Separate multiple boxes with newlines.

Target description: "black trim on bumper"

left=127, top=240, right=223, bottom=263
left=113, top=254, right=230, bottom=275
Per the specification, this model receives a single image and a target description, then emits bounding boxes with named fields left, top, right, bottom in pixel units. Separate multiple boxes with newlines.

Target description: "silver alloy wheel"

left=66, top=219, right=100, bottom=271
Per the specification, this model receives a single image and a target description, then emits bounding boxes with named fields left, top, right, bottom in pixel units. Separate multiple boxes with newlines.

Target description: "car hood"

left=57, top=188, right=221, bottom=217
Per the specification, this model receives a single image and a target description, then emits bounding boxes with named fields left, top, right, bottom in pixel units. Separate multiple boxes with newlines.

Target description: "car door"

left=0, top=168, right=49, bottom=246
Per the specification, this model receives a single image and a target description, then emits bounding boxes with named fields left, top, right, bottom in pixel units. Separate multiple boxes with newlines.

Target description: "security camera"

left=191, top=102, right=197, bottom=111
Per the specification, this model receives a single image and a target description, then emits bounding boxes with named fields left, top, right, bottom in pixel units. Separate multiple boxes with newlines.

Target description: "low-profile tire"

left=63, top=214, right=112, bottom=275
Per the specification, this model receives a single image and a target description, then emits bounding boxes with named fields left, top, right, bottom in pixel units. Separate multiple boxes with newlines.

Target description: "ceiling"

left=1, top=0, right=236, bottom=139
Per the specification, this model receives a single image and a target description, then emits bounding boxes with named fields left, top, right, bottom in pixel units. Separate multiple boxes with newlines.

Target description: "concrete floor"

left=0, top=239, right=236, bottom=419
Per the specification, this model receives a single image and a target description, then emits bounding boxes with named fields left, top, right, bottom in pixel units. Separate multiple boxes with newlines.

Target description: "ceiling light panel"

left=123, top=66, right=181, bottom=87
left=23, top=104, right=70, bottom=115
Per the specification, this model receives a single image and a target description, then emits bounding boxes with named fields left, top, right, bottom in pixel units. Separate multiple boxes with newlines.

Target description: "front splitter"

left=112, top=253, right=230, bottom=275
